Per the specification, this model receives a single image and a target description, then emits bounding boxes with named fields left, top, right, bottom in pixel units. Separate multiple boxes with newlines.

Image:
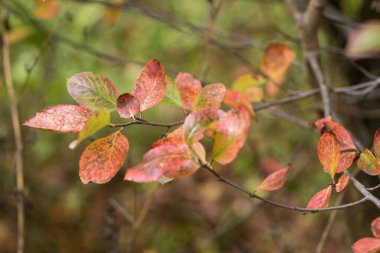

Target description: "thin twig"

left=1, top=7, right=25, bottom=253
left=366, top=184, right=380, bottom=191
left=108, top=119, right=184, bottom=128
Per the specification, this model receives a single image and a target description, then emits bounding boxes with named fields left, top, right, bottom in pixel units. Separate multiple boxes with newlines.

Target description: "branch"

left=1, top=6, right=25, bottom=253
left=108, top=118, right=184, bottom=129
left=199, top=161, right=368, bottom=213
left=344, top=170, right=380, bottom=208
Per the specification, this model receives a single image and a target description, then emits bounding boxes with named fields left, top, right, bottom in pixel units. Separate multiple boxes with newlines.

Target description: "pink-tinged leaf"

left=374, top=128, right=380, bottom=158
left=175, top=72, right=202, bottom=110
left=351, top=238, right=380, bottom=253
left=346, top=21, right=380, bottom=59
left=255, top=166, right=289, bottom=191
left=152, top=126, right=184, bottom=148
left=117, top=93, right=140, bottom=118
left=79, top=131, right=129, bottom=184
left=132, top=59, right=167, bottom=111
left=372, top=217, right=380, bottom=238
left=337, top=152, right=356, bottom=173
left=213, top=108, right=251, bottom=164
left=318, top=132, right=340, bottom=179
left=23, top=105, right=92, bottom=133
left=357, top=149, right=380, bottom=176
left=124, top=144, right=204, bottom=183
left=67, top=72, right=119, bottom=111
left=183, top=107, right=224, bottom=144
left=336, top=173, right=349, bottom=192
left=306, top=186, right=332, bottom=210
left=193, top=83, right=226, bottom=109
left=69, top=110, right=110, bottom=149
left=223, top=90, right=254, bottom=115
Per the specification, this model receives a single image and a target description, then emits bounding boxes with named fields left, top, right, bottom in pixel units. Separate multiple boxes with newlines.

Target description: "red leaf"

left=194, top=83, right=226, bottom=109
left=175, top=72, right=202, bottom=110
left=306, top=186, right=332, bottom=210
left=372, top=217, right=380, bottom=238
left=124, top=144, right=204, bottom=183
left=357, top=149, right=380, bottom=176
left=183, top=107, right=224, bottom=144
left=374, top=128, right=380, bottom=158
left=317, top=132, right=340, bottom=179
left=223, top=90, right=254, bottom=115
left=117, top=93, right=140, bottom=118
left=67, top=72, right=119, bottom=111
left=79, top=131, right=129, bottom=184
left=351, top=238, right=380, bottom=253
left=255, top=166, right=289, bottom=191
left=152, top=126, right=184, bottom=148
left=336, top=173, right=349, bottom=192
left=33, top=0, right=59, bottom=20
left=132, top=59, right=167, bottom=111
left=213, top=108, right=251, bottom=164
left=23, top=105, right=92, bottom=133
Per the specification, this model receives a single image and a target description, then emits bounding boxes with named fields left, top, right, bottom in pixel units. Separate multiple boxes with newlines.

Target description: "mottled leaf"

left=372, top=217, right=380, bottom=238
left=124, top=143, right=204, bottom=183
left=346, top=21, right=380, bottom=59
left=351, top=238, right=380, bottom=253
left=163, top=76, right=183, bottom=108
left=152, top=126, right=184, bottom=148
left=213, top=108, right=251, bottom=164
left=193, top=83, right=226, bottom=109
left=175, top=72, right=202, bottom=110
left=255, top=166, right=289, bottom=191
left=357, top=149, right=380, bottom=176
left=183, top=107, right=223, bottom=144
left=33, top=0, right=59, bottom=20
left=67, top=72, right=119, bottom=111
left=132, top=59, right=167, bottom=111
left=79, top=131, right=129, bottom=184
left=374, top=128, right=380, bottom=158
left=223, top=90, right=254, bottom=115
left=318, top=132, right=340, bottom=179
left=23, top=105, right=92, bottom=133
left=260, top=43, right=295, bottom=96
left=306, top=186, right=332, bottom=210
left=117, top=93, right=140, bottom=118
left=69, top=110, right=110, bottom=149
left=336, top=173, right=349, bottom=192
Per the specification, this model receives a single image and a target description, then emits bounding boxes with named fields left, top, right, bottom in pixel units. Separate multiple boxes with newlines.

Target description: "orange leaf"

left=260, top=43, right=295, bottom=96
left=152, top=126, right=184, bottom=148
left=306, top=186, right=332, bottom=210
left=132, top=59, right=167, bottom=111
left=79, top=131, right=129, bottom=184
left=255, top=166, right=289, bottom=191
left=351, top=238, right=380, bottom=253
left=372, top=217, right=380, bottom=239
left=317, top=132, right=340, bottom=179
left=175, top=72, right=202, bottom=110
left=23, top=105, right=92, bottom=133
left=106, top=6, right=121, bottom=25
left=336, top=173, right=349, bottom=192
left=33, top=0, right=59, bottom=20
left=223, top=90, right=254, bottom=115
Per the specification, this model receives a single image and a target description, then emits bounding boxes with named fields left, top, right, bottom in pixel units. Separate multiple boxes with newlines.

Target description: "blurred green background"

left=1, top=0, right=379, bottom=252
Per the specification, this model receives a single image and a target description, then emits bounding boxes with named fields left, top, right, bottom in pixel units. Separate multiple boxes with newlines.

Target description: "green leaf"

left=346, top=21, right=380, bottom=58
left=69, top=110, right=110, bottom=149
left=357, top=149, right=380, bottom=176
left=163, top=76, right=183, bottom=108
left=67, top=72, right=119, bottom=111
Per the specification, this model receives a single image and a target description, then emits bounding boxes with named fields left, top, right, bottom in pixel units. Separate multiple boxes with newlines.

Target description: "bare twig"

left=366, top=184, right=380, bottom=191
left=1, top=7, right=25, bottom=253
left=108, top=118, right=184, bottom=129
